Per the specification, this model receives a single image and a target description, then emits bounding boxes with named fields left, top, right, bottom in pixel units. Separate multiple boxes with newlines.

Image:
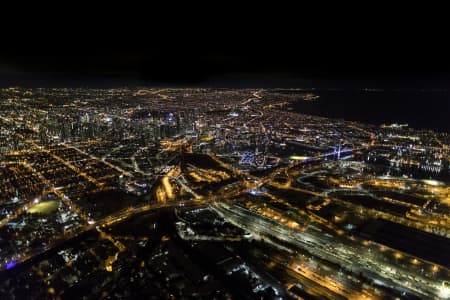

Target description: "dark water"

left=290, top=89, right=450, bottom=132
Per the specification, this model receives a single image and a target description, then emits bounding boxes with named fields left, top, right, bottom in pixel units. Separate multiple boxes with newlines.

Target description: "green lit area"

left=28, top=201, right=59, bottom=214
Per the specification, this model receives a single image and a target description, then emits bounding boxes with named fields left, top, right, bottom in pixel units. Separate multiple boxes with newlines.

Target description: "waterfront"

left=290, top=88, right=450, bottom=132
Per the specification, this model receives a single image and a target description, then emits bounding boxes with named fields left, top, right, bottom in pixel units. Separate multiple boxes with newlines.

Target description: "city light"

left=0, top=88, right=448, bottom=299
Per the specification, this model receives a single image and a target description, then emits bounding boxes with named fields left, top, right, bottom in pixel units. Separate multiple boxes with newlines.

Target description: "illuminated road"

left=207, top=154, right=450, bottom=299
left=62, top=143, right=132, bottom=177
left=2, top=109, right=448, bottom=298
left=0, top=200, right=206, bottom=273
left=212, top=201, right=446, bottom=299
left=253, top=244, right=374, bottom=300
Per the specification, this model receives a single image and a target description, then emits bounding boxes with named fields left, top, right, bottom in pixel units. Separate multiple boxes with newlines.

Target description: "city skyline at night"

left=1, top=17, right=450, bottom=298
left=0, top=87, right=449, bottom=299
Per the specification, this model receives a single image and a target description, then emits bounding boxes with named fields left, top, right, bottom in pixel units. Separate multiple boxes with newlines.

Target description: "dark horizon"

left=2, top=35, right=450, bottom=87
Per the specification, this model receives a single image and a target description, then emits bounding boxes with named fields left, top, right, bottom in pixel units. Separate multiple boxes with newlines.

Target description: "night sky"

left=1, top=16, right=450, bottom=87
left=2, top=42, right=450, bottom=87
